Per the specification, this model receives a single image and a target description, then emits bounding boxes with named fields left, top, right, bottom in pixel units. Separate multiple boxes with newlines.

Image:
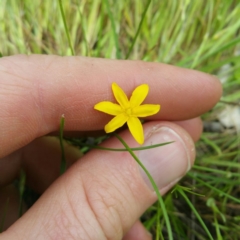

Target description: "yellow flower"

left=94, top=82, right=160, bottom=144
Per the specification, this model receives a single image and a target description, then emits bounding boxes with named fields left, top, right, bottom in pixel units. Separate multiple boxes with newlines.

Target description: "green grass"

left=1, top=0, right=240, bottom=239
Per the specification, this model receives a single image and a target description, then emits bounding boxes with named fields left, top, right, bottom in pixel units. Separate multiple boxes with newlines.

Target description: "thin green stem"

left=18, top=170, right=26, bottom=218
left=80, top=141, right=173, bottom=152
left=60, top=115, right=66, bottom=174
left=58, top=0, right=75, bottom=55
left=214, top=212, right=223, bottom=240
left=114, top=133, right=173, bottom=240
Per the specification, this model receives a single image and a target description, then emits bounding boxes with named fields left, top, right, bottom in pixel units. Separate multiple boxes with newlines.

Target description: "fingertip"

left=174, top=117, right=203, bottom=142
left=123, top=221, right=152, bottom=240
left=136, top=121, right=196, bottom=191
left=204, top=74, right=222, bottom=109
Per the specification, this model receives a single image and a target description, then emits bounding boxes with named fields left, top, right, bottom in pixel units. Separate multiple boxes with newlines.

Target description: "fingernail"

left=138, top=126, right=191, bottom=190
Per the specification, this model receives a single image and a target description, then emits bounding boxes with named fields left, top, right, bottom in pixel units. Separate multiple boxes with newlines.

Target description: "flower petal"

left=130, top=84, right=149, bottom=108
left=133, top=104, right=160, bottom=117
left=104, top=114, right=128, bottom=133
left=127, top=117, right=144, bottom=144
left=112, top=82, right=130, bottom=108
left=94, top=101, right=123, bottom=116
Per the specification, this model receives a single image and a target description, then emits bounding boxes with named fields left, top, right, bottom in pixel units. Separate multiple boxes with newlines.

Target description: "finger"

left=123, top=221, right=152, bottom=240
left=50, top=117, right=203, bottom=141
left=22, top=137, right=82, bottom=193
left=0, top=117, right=200, bottom=192
left=174, top=117, right=203, bottom=142
left=0, top=137, right=82, bottom=190
left=0, top=55, right=221, bottom=157
left=2, top=121, right=195, bottom=239
left=0, top=151, right=21, bottom=188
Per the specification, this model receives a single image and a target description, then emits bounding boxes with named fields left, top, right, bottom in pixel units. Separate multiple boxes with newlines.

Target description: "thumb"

left=1, top=121, right=195, bottom=240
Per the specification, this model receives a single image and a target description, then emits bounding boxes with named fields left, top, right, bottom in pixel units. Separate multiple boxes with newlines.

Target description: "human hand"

left=0, top=55, right=221, bottom=239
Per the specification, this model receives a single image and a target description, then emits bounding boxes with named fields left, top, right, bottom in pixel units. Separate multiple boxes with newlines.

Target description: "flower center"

left=125, top=108, right=132, bottom=116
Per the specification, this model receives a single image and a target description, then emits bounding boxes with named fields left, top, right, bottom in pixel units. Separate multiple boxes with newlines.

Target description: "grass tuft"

left=0, top=1, right=240, bottom=238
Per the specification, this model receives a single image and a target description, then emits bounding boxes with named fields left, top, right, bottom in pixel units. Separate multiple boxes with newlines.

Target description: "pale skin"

left=0, top=55, right=222, bottom=240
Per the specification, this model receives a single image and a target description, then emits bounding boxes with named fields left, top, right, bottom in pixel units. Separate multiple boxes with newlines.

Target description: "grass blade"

left=58, top=0, right=75, bottom=55
left=103, top=0, right=121, bottom=59
left=125, top=0, right=151, bottom=59
left=177, top=187, right=214, bottom=240
left=77, top=6, right=90, bottom=56
left=188, top=172, right=240, bottom=204
left=59, top=114, right=66, bottom=174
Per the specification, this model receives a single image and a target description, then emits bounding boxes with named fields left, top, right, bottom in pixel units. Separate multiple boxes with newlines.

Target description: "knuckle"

left=80, top=159, right=143, bottom=239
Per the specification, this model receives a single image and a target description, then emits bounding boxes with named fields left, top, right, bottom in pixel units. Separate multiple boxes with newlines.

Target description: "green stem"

left=59, top=115, right=66, bottom=174
left=18, top=170, right=26, bottom=217
left=80, top=141, right=173, bottom=152
left=114, top=133, right=173, bottom=240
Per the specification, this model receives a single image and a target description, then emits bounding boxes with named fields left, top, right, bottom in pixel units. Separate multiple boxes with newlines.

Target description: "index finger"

left=0, top=55, right=221, bottom=157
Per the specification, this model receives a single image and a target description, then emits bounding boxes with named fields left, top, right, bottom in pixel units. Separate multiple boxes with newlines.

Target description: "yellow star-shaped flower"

left=94, top=82, right=160, bottom=144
